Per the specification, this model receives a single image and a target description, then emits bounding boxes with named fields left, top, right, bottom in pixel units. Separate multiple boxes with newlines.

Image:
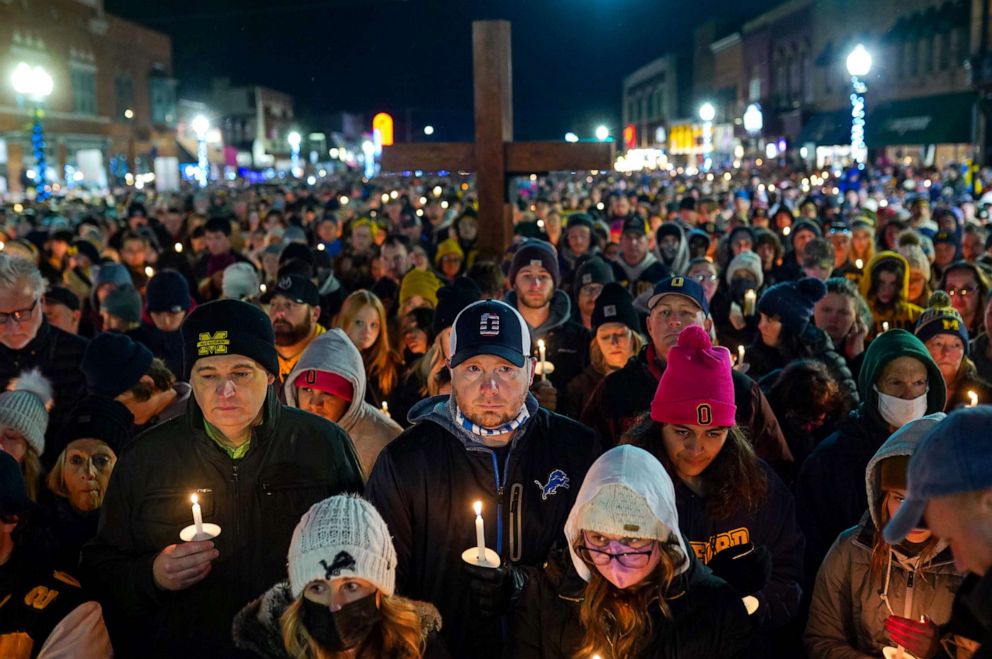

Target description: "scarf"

left=455, top=405, right=530, bottom=438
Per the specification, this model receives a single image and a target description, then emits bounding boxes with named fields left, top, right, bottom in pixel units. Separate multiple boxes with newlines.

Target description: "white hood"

left=285, top=329, right=367, bottom=428
left=564, top=445, right=689, bottom=582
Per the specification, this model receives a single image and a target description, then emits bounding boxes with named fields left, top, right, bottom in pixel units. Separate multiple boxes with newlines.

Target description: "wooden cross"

left=381, top=20, right=614, bottom=260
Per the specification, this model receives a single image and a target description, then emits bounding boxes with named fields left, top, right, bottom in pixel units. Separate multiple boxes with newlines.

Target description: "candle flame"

left=473, top=500, right=482, bottom=516
left=191, top=494, right=199, bottom=504
left=174, top=242, right=183, bottom=253
left=855, top=258, right=864, bottom=269
left=968, top=390, right=978, bottom=407
left=381, top=401, right=389, bottom=411
left=537, top=339, right=545, bottom=350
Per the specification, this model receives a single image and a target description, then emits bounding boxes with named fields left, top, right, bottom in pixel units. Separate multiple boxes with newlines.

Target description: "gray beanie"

left=288, top=494, right=397, bottom=598
left=222, top=262, right=261, bottom=301
left=0, top=369, right=52, bottom=456
left=103, top=284, right=142, bottom=324
left=725, top=251, right=765, bottom=289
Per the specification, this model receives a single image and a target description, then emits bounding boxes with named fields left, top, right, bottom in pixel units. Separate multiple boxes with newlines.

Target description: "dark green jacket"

left=81, top=387, right=363, bottom=658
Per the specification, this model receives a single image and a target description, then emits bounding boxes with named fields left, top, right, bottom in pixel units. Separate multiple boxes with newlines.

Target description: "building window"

left=749, top=70, right=762, bottom=102
left=70, top=68, right=96, bottom=115
left=115, top=73, right=134, bottom=120
left=149, top=76, right=176, bottom=126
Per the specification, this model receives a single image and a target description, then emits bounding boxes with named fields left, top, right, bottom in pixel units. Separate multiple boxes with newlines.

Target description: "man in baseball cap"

left=365, top=298, right=601, bottom=658
left=884, top=406, right=992, bottom=655
left=262, top=273, right=325, bottom=382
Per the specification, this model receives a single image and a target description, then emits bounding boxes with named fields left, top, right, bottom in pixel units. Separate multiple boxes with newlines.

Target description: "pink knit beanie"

left=650, top=325, right=737, bottom=427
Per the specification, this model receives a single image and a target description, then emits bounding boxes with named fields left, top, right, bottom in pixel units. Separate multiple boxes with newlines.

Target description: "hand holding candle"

left=743, top=289, right=757, bottom=317
left=537, top=339, right=547, bottom=382
left=180, top=492, right=221, bottom=542
left=737, top=344, right=745, bottom=365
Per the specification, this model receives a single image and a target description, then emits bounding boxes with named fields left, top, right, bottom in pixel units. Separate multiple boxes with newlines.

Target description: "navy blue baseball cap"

left=884, top=406, right=992, bottom=544
left=449, top=299, right=531, bottom=368
left=646, top=275, right=710, bottom=316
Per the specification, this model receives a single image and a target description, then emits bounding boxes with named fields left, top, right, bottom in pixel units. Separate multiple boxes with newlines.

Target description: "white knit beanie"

left=725, top=250, right=765, bottom=288
left=0, top=369, right=52, bottom=456
left=577, top=483, right=669, bottom=541
left=287, top=494, right=396, bottom=599
left=222, top=262, right=261, bottom=301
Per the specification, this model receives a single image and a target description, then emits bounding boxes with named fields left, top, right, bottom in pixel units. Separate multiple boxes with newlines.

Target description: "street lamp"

left=423, top=125, right=435, bottom=136
left=846, top=44, right=872, bottom=168
left=564, top=132, right=579, bottom=143
left=191, top=114, right=210, bottom=188
left=698, top=102, right=716, bottom=171
left=11, top=62, right=54, bottom=199
left=287, top=130, right=302, bottom=177
left=595, top=125, right=610, bottom=142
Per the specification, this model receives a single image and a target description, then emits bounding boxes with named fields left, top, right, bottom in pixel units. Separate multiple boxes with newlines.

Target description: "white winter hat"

left=0, top=369, right=52, bottom=456
left=222, top=262, right=260, bottom=301
left=287, top=494, right=397, bottom=598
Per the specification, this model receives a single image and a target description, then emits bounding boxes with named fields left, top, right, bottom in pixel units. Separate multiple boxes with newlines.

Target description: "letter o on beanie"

left=288, top=494, right=397, bottom=598
left=180, top=299, right=279, bottom=377
left=650, top=325, right=736, bottom=427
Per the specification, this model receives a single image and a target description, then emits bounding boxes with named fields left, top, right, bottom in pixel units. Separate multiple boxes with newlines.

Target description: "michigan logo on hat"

left=278, top=276, right=292, bottom=290
left=197, top=331, right=230, bottom=356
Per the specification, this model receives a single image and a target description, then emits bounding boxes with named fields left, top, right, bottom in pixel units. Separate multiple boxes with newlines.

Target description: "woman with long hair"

left=233, top=494, right=448, bottom=658
left=508, top=445, right=754, bottom=658
left=336, top=290, right=401, bottom=408
left=564, top=283, right=645, bottom=417
left=805, top=413, right=962, bottom=659
left=622, top=326, right=804, bottom=652
left=915, top=291, right=992, bottom=410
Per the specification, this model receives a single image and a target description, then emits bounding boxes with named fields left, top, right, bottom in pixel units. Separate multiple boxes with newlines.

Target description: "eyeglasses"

left=947, top=286, right=978, bottom=297
left=577, top=544, right=655, bottom=568
left=690, top=274, right=719, bottom=283
left=0, top=299, right=38, bottom=325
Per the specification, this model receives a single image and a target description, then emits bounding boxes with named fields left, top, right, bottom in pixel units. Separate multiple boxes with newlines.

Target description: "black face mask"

left=730, top=279, right=756, bottom=302
left=301, top=593, right=381, bottom=652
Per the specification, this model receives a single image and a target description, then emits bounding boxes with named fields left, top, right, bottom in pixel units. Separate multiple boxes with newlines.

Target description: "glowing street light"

left=846, top=44, right=872, bottom=167
left=190, top=115, right=210, bottom=188
left=743, top=104, right=763, bottom=134
left=698, top=103, right=716, bottom=171
left=595, top=125, right=609, bottom=142
left=423, top=125, right=435, bottom=136
left=11, top=62, right=54, bottom=199
left=564, top=132, right=579, bottom=143
left=288, top=131, right=302, bottom=177
left=698, top=102, right=716, bottom=123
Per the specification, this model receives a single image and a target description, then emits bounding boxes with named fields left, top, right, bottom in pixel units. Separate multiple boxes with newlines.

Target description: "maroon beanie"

left=650, top=325, right=736, bottom=427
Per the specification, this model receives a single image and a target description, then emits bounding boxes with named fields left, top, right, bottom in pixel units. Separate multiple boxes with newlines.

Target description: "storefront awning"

left=796, top=108, right=851, bottom=146
left=866, top=91, right=976, bottom=146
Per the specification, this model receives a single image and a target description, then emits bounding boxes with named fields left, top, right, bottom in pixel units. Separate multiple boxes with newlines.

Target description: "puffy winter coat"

left=284, top=328, right=402, bottom=478
left=81, top=388, right=364, bottom=657
left=805, top=418, right=962, bottom=658
left=364, top=394, right=602, bottom=659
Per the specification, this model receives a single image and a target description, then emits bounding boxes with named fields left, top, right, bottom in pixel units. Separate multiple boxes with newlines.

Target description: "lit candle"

left=259, top=283, right=267, bottom=294
left=174, top=242, right=183, bottom=253
left=737, top=345, right=745, bottom=365
left=968, top=390, right=978, bottom=407
left=855, top=258, right=864, bottom=270
left=537, top=339, right=547, bottom=382
left=882, top=321, right=890, bottom=333
left=144, top=266, right=155, bottom=278
left=473, top=501, right=486, bottom=561
left=381, top=401, right=390, bottom=418
left=191, top=494, right=204, bottom=536
left=743, top=289, right=757, bottom=316
left=782, top=226, right=791, bottom=236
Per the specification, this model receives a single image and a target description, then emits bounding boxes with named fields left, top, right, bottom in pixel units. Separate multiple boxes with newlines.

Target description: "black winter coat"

left=364, top=395, right=602, bottom=659
left=0, top=319, right=88, bottom=464
left=81, top=388, right=364, bottom=658
left=507, top=547, right=754, bottom=659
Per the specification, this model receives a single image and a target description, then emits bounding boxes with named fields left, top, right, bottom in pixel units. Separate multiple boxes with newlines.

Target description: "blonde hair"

left=869, top=490, right=940, bottom=588
left=336, top=290, right=400, bottom=396
left=22, top=447, right=42, bottom=502
left=575, top=537, right=687, bottom=659
left=415, top=333, right=451, bottom=397
left=280, top=594, right=426, bottom=659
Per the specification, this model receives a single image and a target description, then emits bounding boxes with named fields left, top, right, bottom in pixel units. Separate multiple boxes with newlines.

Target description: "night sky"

left=105, top=0, right=781, bottom=141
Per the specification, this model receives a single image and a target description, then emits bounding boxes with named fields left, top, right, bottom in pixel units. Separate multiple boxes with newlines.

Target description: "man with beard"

left=505, top=240, right=589, bottom=409
left=611, top=216, right=669, bottom=297
left=365, top=299, right=601, bottom=659
left=262, top=274, right=325, bottom=385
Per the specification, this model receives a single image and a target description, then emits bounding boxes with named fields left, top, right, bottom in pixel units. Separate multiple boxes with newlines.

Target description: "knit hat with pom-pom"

left=915, top=290, right=969, bottom=351
left=757, top=276, right=827, bottom=335
left=0, top=369, right=52, bottom=455
left=650, top=325, right=736, bottom=427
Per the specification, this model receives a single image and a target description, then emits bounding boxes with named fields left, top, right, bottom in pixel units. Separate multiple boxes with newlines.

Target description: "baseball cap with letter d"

left=449, top=299, right=531, bottom=368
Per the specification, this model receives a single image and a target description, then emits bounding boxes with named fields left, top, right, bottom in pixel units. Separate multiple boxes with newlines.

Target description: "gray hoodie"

left=805, top=413, right=962, bottom=659
left=284, top=329, right=402, bottom=479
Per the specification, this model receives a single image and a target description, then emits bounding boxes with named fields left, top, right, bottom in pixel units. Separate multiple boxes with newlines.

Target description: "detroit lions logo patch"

left=534, top=469, right=570, bottom=501
left=319, top=551, right=356, bottom=579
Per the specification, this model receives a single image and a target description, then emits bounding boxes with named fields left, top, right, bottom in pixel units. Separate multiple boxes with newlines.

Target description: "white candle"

left=968, top=390, right=978, bottom=407
left=882, top=321, right=890, bottom=333
left=381, top=401, right=390, bottom=418
left=743, top=289, right=756, bottom=316
left=191, top=494, right=204, bottom=536
left=144, top=266, right=155, bottom=278
left=174, top=242, right=183, bottom=253
left=782, top=226, right=791, bottom=236
left=473, top=501, right=486, bottom=561
left=855, top=258, right=864, bottom=270
left=537, top=339, right=547, bottom=382
left=737, top=345, right=745, bottom=365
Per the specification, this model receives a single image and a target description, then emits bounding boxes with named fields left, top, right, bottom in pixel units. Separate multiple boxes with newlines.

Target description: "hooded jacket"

left=505, top=289, right=590, bottom=395
left=80, top=388, right=364, bottom=657
left=231, top=581, right=450, bottom=659
left=796, top=329, right=946, bottom=582
left=859, top=252, right=924, bottom=337
left=611, top=250, right=670, bottom=298
left=805, top=413, right=962, bottom=658
left=284, top=329, right=402, bottom=478
left=364, top=394, right=601, bottom=659
left=508, top=446, right=753, bottom=659
left=654, top=223, right=691, bottom=276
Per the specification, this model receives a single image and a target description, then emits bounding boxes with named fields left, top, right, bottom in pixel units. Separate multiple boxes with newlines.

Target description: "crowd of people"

left=0, top=162, right=991, bottom=659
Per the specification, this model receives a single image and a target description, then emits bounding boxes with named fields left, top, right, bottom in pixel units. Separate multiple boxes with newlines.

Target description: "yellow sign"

left=197, top=331, right=230, bottom=356
left=372, top=112, right=394, bottom=147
